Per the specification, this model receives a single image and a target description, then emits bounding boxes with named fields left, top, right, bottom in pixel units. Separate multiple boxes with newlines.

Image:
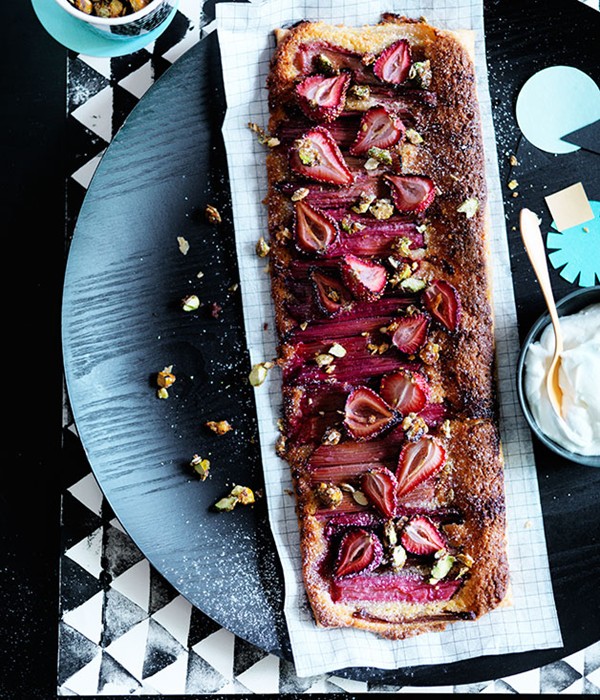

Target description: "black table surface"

left=3, top=0, right=599, bottom=697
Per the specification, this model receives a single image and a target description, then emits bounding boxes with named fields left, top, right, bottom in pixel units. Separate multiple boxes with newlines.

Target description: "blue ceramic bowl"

left=54, top=0, right=175, bottom=39
left=517, top=285, right=600, bottom=468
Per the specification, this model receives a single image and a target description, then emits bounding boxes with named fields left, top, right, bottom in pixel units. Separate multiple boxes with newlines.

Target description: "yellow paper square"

left=544, top=182, right=594, bottom=232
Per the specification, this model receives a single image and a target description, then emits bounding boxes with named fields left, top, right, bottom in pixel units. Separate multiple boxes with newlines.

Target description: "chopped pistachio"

left=441, top=419, right=452, bottom=438
left=291, top=187, right=309, bottom=202
left=408, top=59, right=432, bottom=88
left=363, top=157, right=380, bottom=171
left=392, top=236, right=413, bottom=257
left=419, top=339, right=440, bottom=365
left=512, top=191, right=519, bottom=198
left=429, top=553, right=455, bottom=583
left=181, top=294, right=200, bottom=312
left=177, top=236, right=190, bottom=255
left=255, top=236, right=271, bottom=257
left=400, top=277, right=426, bottom=293
left=352, top=191, right=377, bottom=214
left=248, top=122, right=278, bottom=147
left=206, top=420, right=233, bottom=435
left=507, top=179, right=518, bottom=190
left=457, top=197, right=479, bottom=218
left=321, top=427, right=342, bottom=445
left=299, top=321, right=308, bottom=331
left=275, top=434, right=287, bottom=457
left=315, top=482, right=343, bottom=508
left=350, top=84, right=370, bottom=100
left=339, top=482, right=355, bottom=493
left=341, top=217, right=366, bottom=234
left=352, top=490, right=369, bottom=506
left=390, top=263, right=413, bottom=287
left=196, top=270, right=204, bottom=279
left=205, top=204, right=222, bottom=224
left=391, top=545, right=407, bottom=571
left=156, top=387, right=169, bottom=399
left=384, top=519, right=398, bottom=547
left=509, top=154, right=519, bottom=166
left=315, top=53, right=336, bottom=74
left=405, top=127, right=424, bottom=145
left=402, top=413, right=429, bottom=440
left=367, top=146, right=392, bottom=165
left=328, top=343, right=347, bottom=358
left=456, top=552, right=474, bottom=568
left=296, top=139, right=320, bottom=166
left=315, top=352, right=334, bottom=367
left=190, top=454, right=211, bottom=480
left=369, top=198, right=394, bottom=220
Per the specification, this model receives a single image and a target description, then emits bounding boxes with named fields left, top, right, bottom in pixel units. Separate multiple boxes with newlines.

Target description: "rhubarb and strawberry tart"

left=262, top=15, right=509, bottom=639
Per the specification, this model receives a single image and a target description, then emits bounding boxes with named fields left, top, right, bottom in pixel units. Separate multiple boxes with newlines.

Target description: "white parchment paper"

left=210, top=0, right=563, bottom=677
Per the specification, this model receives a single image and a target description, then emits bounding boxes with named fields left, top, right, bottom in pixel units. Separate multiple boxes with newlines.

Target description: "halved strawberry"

left=294, top=200, right=339, bottom=254
left=422, top=279, right=461, bottom=332
left=349, top=106, right=405, bottom=155
left=334, top=528, right=383, bottom=577
left=384, top=174, right=436, bottom=213
left=373, top=39, right=412, bottom=85
left=339, top=254, right=387, bottom=301
left=396, top=437, right=446, bottom=497
left=311, top=269, right=353, bottom=316
left=343, top=386, right=397, bottom=441
left=361, top=467, right=398, bottom=519
left=290, top=126, right=353, bottom=186
left=389, top=313, right=429, bottom=354
left=295, top=73, right=350, bottom=123
left=380, top=370, right=429, bottom=415
left=400, top=515, right=446, bottom=555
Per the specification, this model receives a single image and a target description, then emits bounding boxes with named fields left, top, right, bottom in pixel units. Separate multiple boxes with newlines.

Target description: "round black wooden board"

left=62, top=2, right=599, bottom=685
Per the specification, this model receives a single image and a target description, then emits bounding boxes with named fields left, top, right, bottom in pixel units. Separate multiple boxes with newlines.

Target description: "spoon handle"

left=519, top=208, right=563, bottom=354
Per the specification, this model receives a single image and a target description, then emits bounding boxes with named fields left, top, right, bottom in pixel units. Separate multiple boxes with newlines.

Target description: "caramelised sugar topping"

left=266, top=24, right=496, bottom=617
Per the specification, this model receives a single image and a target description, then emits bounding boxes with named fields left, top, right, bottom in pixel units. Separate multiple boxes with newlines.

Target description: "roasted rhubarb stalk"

left=262, top=16, right=509, bottom=640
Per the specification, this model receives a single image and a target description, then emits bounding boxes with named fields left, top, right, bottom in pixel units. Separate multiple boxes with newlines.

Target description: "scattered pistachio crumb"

left=206, top=420, right=233, bottom=435
left=196, top=270, right=204, bottom=279
left=315, top=482, right=343, bottom=509
left=205, top=204, right=221, bottom=224
left=328, top=343, right=347, bottom=358
left=367, top=146, right=392, bottom=165
left=315, top=353, right=334, bottom=368
left=181, top=294, right=200, bottom=312
left=190, top=454, right=211, bottom=480
left=157, top=387, right=169, bottom=399
left=156, top=366, right=176, bottom=389
left=291, top=187, right=309, bottom=202
left=215, top=484, right=255, bottom=511
left=369, top=198, right=394, bottom=220
left=249, top=361, right=272, bottom=387
left=507, top=179, right=518, bottom=190
left=352, top=490, right=369, bottom=506
left=177, top=236, right=190, bottom=255
left=363, top=157, right=380, bottom=171
left=509, top=154, right=519, bottom=166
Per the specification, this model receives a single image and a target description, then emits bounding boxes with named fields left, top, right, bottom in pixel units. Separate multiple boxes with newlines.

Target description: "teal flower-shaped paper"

left=547, top=199, right=600, bottom=287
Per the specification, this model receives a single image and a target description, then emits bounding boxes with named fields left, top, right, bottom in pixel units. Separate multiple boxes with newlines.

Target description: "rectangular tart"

left=262, top=14, right=509, bottom=639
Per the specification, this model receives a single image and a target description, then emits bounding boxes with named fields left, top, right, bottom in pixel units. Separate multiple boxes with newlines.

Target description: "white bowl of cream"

left=518, top=286, right=600, bottom=467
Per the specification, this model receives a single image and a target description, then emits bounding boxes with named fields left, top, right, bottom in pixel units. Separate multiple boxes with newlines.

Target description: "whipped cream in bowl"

left=517, top=286, right=600, bottom=467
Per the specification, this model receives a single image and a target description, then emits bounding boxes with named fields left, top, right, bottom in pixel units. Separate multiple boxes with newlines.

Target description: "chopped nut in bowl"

left=54, top=0, right=176, bottom=38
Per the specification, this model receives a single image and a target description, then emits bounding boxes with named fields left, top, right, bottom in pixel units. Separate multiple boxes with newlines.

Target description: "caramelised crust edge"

left=264, top=17, right=509, bottom=640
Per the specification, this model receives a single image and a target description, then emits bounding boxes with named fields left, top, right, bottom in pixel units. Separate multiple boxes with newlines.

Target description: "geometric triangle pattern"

left=58, top=1, right=600, bottom=695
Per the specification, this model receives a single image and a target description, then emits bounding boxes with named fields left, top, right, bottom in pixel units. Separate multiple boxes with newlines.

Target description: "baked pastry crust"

left=262, top=15, right=509, bottom=639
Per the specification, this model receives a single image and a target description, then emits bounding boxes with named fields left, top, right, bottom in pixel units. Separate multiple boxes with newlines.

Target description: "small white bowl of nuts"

left=54, top=0, right=176, bottom=39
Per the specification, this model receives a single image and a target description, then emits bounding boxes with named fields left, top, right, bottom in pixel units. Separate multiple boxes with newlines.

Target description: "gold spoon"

left=519, top=208, right=564, bottom=419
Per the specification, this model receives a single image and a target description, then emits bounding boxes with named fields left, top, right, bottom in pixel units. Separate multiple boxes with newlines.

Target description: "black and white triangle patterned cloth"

left=58, top=0, right=599, bottom=695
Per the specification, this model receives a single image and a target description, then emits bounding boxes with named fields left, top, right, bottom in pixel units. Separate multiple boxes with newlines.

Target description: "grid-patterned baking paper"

left=210, top=0, right=563, bottom=678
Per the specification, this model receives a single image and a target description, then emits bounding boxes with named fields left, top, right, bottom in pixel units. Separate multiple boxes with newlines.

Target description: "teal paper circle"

left=31, top=0, right=179, bottom=58
left=516, top=66, right=600, bottom=154
left=547, top=200, right=600, bottom=287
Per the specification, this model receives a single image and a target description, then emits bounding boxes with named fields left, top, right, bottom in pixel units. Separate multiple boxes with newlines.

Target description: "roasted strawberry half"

left=380, top=369, right=429, bottom=415
left=361, top=467, right=399, bottom=519
left=295, top=73, right=350, bottom=123
left=349, top=106, right=405, bottom=155
left=334, top=528, right=383, bottom=577
left=389, top=313, right=429, bottom=355
left=396, top=437, right=446, bottom=497
left=373, top=39, right=412, bottom=85
left=400, top=516, right=446, bottom=555
left=294, top=200, right=339, bottom=255
left=290, top=126, right=353, bottom=186
left=422, top=279, right=461, bottom=332
left=384, top=174, right=436, bottom=214
left=343, top=386, right=397, bottom=441
left=339, top=254, right=387, bottom=301
left=311, top=269, right=353, bottom=316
